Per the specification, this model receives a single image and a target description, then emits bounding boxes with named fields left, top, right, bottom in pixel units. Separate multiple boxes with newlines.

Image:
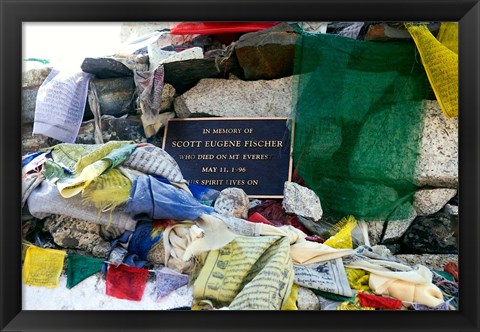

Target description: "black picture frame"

left=1, top=0, right=479, bottom=331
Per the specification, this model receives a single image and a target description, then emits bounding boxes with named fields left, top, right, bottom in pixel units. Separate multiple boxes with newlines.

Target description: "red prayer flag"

left=247, top=212, right=273, bottom=225
left=358, top=292, right=403, bottom=310
left=106, top=264, right=149, bottom=301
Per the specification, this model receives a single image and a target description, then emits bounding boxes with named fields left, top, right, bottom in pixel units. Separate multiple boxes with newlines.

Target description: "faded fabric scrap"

left=293, top=31, right=430, bottom=222
left=23, top=246, right=66, bottom=287
left=154, top=267, right=189, bottom=301
left=22, top=173, right=44, bottom=208
left=123, top=144, right=188, bottom=186
left=337, top=297, right=375, bottom=311
left=66, top=254, right=103, bottom=289
left=56, top=142, right=136, bottom=199
left=369, top=273, right=444, bottom=308
left=193, top=235, right=294, bottom=310
left=106, top=264, right=149, bottom=301
left=134, top=66, right=168, bottom=137
left=50, top=142, right=129, bottom=172
left=281, top=283, right=299, bottom=310
left=412, top=299, right=452, bottom=311
left=128, top=220, right=163, bottom=260
left=357, top=292, right=403, bottom=310
left=324, top=215, right=357, bottom=249
left=293, top=258, right=353, bottom=297
left=27, top=180, right=137, bottom=231
left=33, top=69, right=92, bottom=143
left=407, top=24, right=458, bottom=117
left=345, top=267, right=371, bottom=292
left=126, top=175, right=213, bottom=221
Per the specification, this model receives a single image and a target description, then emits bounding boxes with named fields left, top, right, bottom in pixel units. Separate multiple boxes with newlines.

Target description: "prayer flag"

left=23, top=246, right=66, bottom=287
left=106, top=264, right=149, bottom=301
left=66, top=254, right=103, bottom=289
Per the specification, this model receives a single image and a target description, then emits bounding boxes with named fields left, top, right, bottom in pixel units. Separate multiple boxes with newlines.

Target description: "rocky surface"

left=43, top=215, right=111, bottom=258
left=22, top=67, right=53, bottom=124
left=381, top=204, right=417, bottom=244
left=282, top=181, right=323, bottom=221
left=395, top=254, right=458, bottom=271
left=214, top=188, right=250, bottom=219
left=367, top=221, right=384, bottom=246
left=401, top=212, right=458, bottom=254
left=416, top=100, right=458, bottom=188
left=174, top=76, right=293, bottom=118
left=164, top=57, right=242, bottom=94
left=413, top=188, right=457, bottom=216
left=89, top=77, right=137, bottom=117
left=235, top=23, right=298, bottom=80
left=296, top=286, right=320, bottom=310
left=81, top=57, right=133, bottom=78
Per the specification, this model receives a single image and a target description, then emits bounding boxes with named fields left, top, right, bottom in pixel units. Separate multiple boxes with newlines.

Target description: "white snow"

left=22, top=273, right=193, bottom=310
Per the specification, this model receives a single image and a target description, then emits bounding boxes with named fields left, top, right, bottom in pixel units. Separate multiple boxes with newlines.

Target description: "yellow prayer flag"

left=436, top=22, right=458, bottom=54
left=324, top=215, right=357, bottom=249
left=407, top=24, right=458, bottom=118
left=23, top=246, right=66, bottom=287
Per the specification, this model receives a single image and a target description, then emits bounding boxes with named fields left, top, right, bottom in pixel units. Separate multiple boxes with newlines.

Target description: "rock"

left=164, top=57, right=242, bottom=95
left=296, top=286, right=320, bottom=310
left=395, top=254, right=458, bottom=271
left=235, top=22, right=298, bottom=80
left=21, top=67, right=52, bottom=124
left=297, top=216, right=328, bottom=237
left=146, top=241, right=165, bottom=265
left=89, top=77, right=136, bottom=117
left=444, top=204, right=458, bottom=217
left=364, top=22, right=440, bottom=41
left=22, top=124, right=51, bottom=153
left=214, top=188, right=249, bottom=219
left=382, top=204, right=417, bottom=244
left=22, top=67, right=53, bottom=88
left=75, top=115, right=146, bottom=144
left=367, top=221, right=384, bottom=246
left=81, top=57, right=133, bottom=78
left=401, top=212, right=458, bottom=254
left=160, top=84, right=176, bottom=111
left=413, top=188, right=457, bottom=216
left=415, top=100, right=458, bottom=188
left=282, top=181, right=323, bottom=221
left=174, top=76, right=293, bottom=118
left=43, top=215, right=111, bottom=258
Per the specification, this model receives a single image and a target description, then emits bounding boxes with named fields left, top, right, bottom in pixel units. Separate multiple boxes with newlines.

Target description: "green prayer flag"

left=292, top=31, right=430, bottom=222
left=66, top=254, right=104, bottom=289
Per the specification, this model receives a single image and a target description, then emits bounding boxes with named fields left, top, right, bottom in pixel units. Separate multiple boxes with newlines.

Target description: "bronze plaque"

left=162, top=117, right=292, bottom=198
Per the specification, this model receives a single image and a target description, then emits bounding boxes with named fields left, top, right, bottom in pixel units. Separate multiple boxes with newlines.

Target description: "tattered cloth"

left=193, top=235, right=294, bottom=310
left=126, top=175, right=213, bottom=221
left=292, top=31, right=430, bottom=222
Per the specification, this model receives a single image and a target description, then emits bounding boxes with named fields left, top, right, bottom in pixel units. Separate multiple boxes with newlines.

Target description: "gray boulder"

left=174, top=76, right=293, bottom=118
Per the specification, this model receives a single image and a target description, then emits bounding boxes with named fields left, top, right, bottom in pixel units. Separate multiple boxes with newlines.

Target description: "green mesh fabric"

left=292, top=32, right=430, bottom=222
left=66, top=254, right=104, bottom=289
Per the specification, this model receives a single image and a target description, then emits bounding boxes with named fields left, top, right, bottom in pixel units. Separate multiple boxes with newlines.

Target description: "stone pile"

left=21, top=22, right=458, bottom=309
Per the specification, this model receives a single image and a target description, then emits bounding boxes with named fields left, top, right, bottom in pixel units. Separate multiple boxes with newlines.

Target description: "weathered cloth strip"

left=123, top=144, right=188, bottom=186
left=27, top=180, right=137, bottom=231
left=407, top=24, right=458, bottom=117
left=126, top=175, right=213, bottom=221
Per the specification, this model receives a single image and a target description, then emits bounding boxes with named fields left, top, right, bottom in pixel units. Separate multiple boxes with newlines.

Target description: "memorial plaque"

left=163, top=118, right=292, bottom=198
